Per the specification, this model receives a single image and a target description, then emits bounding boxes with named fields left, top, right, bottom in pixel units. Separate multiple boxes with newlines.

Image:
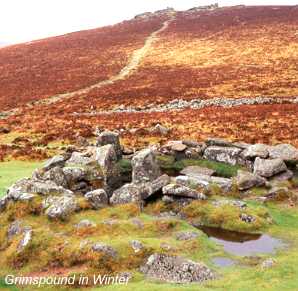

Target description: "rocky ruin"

left=0, top=131, right=297, bottom=284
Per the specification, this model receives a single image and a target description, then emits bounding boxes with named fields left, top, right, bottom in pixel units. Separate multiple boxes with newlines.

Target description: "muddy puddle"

left=199, top=226, right=284, bottom=256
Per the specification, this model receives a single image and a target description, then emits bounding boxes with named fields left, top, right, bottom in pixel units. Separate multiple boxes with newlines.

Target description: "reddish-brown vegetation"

left=0, top=6, right=297, bottom=160
left=0, top=16, right=167, bottom=110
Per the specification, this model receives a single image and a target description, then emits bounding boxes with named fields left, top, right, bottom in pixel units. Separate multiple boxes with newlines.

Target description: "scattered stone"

left=85, top=189, right=108, bottom=209
left=175, top=231, right=199, bottom=241
left=212, top=199, right=247, bottom=209
left=160, top=243, right=172, bottom=251
left=76, top=219, right=96, bottom=229
left=242, top=144, right=269, bottom=159
left=181, top=166, right=216, bottom=177
left=151, top=124, right=170, bottom=136
left=130, top=240, right=144, bottom=253
left=162, top=195, right=175, bottom=204
left=141, top=253, right=215, bottom=283
left=7, top=220, right=23, bottom=240
left=96, top=131, right=122, bottom=160
left=261, top=258, right=276, bottom=269
left=162, top=184, right=206, bottom=200
left=254, top=158, right=287, bottom=177
left=43, top=195, right=78, bottom=220
left=132, top=149, right=161, bottom=183
left=0, top=195, right=8, bottom=212
left=240, top=213, right=255, bottom=223
left=236, top=170, right=266, bottom=190
left=17, top=227, right=33, bottom=252
left=91, top=243, right=118, bottom=259
left=131, top=218, right=144, bottom=229
left=265, top=187, right=290, bottom=201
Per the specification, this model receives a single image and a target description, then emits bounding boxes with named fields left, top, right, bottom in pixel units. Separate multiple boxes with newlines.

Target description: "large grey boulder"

left=110, top=175, right=170, bottom=205
left=96, top=145, right=121, bottom=195
left=268, top=144, right=298, bottom=163
left=162, top=184, right=206, bottom=200
left=132, top=149, right=161, bottom=183
left=43, top=155, right=67, bottom=171
left=43, top=195, right=78, bottom=220
left=175, top=175, right=232, bottom=193
left=242, top=144, right=269, bottom=159
left=85, top=189, right=108, bottom=209
left=43, top=166, right=68, bottom=188
left=236, top=170, right=266, bottom=190
left=254, top=158, right=287, bottom=177
left=96, top=131, right=122, bottom=160
left=141, top=254, right=215, bottom=283
left=203, top=146, right=244, bottom=166
left=7, top=178, right=73, bottom=200
left=67, top=152, right=93, bottom=166
left=181, top=166, right=215, bottom=177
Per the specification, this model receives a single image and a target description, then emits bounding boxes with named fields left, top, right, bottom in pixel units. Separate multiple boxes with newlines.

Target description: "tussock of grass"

left=181, top=200, right=270, bottom=233
left=156, top=156, right=243, bottom=178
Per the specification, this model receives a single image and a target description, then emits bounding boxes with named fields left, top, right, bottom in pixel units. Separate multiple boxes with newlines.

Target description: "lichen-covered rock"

left=43, top=166, right=68, bottom=188
left=141, top=253, right=215, bottom=283
left=7, top=178, right=72, bottom=200
left=17, top=227, right=33, bottom=252
left=0, top=195, right=8, bottom=212
left=203, top=146, right=244, bottom=166
left=132, top=149, right=161, bottom=183
left=96, top=144, right=121, bottom=195
left=242, top=144, right=269, bottom=159
left=253, top=158, right=287, bottom=177
left=268, top=144, right=298, bottom=163
left=236, top=170, right=266, bottom=190
left=151, top=124, right=170, bottom=136
left=162, top=184, right=206, bottom=200
left=43, top=195, right=78, bottom=220
left=7, top=220, right=23, bottom=240
left=67, top=152, right=93, bottom=166
left=175, top=175, right=232, bottom=193
left=76, top=219, right=96, bottom=229
left=180, top=166, right=216, bottom=177
left=96, top=131, right=122, bottom=160
left=85, top=189, right=108, bottom=209
left=110, top=175, right=170, bottom=205
left=270, top=170, right=294, bottom=182
left=91, top=243, right=118, bottom=259
left=43, top=155, right=67, bottom=171
left=206, top=138, right=233, bottom=147
left=175, top=231, right=199, bottom=241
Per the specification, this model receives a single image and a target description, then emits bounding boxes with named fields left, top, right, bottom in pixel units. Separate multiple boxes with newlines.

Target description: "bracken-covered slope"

left=0, top=15, right=168, bottom=110
left=0, top=5, right=298, bottom=159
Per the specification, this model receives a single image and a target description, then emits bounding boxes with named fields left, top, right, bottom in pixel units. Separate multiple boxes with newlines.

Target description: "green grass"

left=156, top=156, right=243, bottom=178
left=0, top=161, right=44, bottom=197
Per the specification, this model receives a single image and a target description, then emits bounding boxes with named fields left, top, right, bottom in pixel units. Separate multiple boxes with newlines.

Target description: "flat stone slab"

left=180, top=166, right=216, bottom=177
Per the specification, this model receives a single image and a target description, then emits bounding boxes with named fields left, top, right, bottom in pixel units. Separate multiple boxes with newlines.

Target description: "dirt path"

left=0, top=17, right=173, bottom=119
left=36, top=18, right=174, bottom=105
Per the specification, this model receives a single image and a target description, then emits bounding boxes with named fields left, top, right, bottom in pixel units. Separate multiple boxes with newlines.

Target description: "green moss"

left=156, top=156, right=243, bottom=178
left=117, top=159, right=132, bottom=174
